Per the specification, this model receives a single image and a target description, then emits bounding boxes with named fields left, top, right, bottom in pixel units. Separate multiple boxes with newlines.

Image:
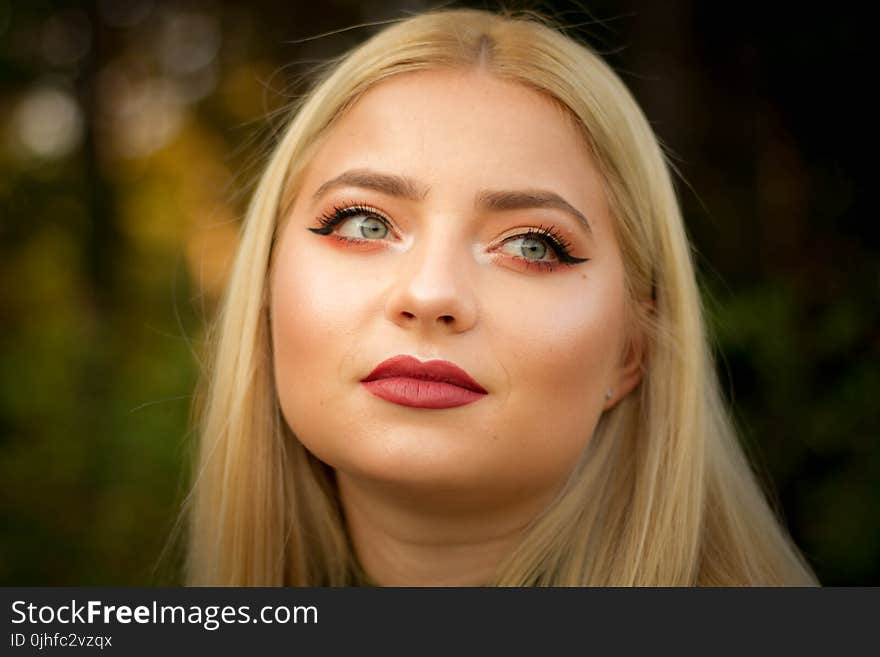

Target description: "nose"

left=383, top=229, right=479, bottom=336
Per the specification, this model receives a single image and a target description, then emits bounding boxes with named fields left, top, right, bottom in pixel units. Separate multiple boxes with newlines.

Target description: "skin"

left=269, top=68, right=646, bottom=586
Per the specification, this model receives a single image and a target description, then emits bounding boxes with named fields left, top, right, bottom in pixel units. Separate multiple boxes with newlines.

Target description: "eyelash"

left=307, top=203, right=590, bottom=272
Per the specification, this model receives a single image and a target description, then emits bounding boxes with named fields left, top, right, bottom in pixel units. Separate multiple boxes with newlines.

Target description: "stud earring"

left=604, top=388, right=613, bottom=401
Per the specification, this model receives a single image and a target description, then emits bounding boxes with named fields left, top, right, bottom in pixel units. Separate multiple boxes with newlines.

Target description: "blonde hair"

left=184, top=7, right=818, bottom=585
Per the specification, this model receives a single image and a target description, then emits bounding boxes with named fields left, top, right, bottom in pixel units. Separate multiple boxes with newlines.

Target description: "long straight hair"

left=184, top=7, right=818, bottom=585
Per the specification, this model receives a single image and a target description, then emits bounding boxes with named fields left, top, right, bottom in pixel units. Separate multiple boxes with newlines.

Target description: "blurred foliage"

left=0, top=0, right=876, bottom=585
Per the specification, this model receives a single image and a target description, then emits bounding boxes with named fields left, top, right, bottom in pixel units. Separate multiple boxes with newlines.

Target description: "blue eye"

left=307, top=205, right=590, bottom=272
left=340, top=214, right=389, bottom=240
left=497, top=226, right=590, bottom=270
left=307, top=205, right=392, bottom=241
left=500, top=235, right=550, bottom=261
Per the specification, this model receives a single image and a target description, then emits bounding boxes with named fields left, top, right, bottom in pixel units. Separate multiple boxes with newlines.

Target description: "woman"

left=184, top=7, right=818, bottom=586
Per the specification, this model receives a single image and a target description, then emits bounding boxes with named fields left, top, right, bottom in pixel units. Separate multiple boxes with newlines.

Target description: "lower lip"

left=361, top=377, right=487, bottom=409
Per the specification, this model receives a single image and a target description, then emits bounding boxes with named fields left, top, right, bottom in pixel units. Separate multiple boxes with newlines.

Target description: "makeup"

left=362, top=377, right=486, bottom=409
left=361, top=355, right=488, bottom=409
left=307, top=202, right=590, bottom=273
left=271, top=67, right=624, bottom=523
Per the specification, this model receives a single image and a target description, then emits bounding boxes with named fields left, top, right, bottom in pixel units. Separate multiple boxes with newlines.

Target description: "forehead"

left=335, top=68, right=582, bottom=143
left=303, top=68, right=604, bottom=206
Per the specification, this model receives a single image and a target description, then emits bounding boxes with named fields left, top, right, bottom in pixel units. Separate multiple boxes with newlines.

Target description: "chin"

left=300, top=427, right=493, bottom=491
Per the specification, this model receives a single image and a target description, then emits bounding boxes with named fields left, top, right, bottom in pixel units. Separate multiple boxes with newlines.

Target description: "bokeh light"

left=11, top=86, right=83, bottom=159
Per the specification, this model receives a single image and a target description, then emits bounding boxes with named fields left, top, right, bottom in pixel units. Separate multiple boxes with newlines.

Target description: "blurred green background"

left=1, top=0, right=876, bottom=585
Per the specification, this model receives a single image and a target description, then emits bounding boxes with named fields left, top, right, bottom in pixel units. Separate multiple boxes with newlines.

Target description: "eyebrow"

left=310, top=168, right=593, bottom=235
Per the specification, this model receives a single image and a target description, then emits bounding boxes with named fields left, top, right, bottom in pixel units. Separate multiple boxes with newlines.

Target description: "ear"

left=604, top=299, right=653, bottom=410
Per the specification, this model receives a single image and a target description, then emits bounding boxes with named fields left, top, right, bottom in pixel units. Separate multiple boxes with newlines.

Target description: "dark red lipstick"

left=361, top=355, right=488, bottom=409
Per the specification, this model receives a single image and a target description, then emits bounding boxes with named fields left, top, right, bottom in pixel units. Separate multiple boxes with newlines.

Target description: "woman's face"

left=270, top=68, right=639, bottom=506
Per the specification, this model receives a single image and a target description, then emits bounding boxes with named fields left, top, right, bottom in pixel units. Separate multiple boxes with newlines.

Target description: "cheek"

left=273, top=242, right=364, bottom=336
left=269, top=241, right=370, bottom=447
left=508, top=289, right=620, bottom=391
left=483, top=275, right=625, bottom=474
left=271, top=233, right=384, bottom=364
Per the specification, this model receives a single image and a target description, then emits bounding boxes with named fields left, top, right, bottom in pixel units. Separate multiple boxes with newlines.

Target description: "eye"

left=307, top=205, right=393, bottom=242
left=338, top=214, right=389, bottom=240
left=308, top=208, right=590, bottom=273
left=499, top=235, right=554, bottom=262
left=495, top=226, right=590, bottom=272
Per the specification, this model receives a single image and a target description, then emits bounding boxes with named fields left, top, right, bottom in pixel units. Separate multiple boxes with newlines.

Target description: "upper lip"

left=362, top=355, right=488, bottom=394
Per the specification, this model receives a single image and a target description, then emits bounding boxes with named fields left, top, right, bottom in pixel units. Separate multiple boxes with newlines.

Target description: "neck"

left=336, top=473, right=555, bottom=586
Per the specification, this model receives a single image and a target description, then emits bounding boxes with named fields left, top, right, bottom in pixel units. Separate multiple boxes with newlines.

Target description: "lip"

left=361, top=355, right=488, bottom=409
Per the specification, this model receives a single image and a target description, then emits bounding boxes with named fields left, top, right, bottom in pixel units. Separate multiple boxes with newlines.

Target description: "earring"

left=604, top=388, right=613, bottom=401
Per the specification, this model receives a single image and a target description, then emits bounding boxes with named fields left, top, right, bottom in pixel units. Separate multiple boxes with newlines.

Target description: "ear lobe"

left=605, top=304, right=652, bottom=409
